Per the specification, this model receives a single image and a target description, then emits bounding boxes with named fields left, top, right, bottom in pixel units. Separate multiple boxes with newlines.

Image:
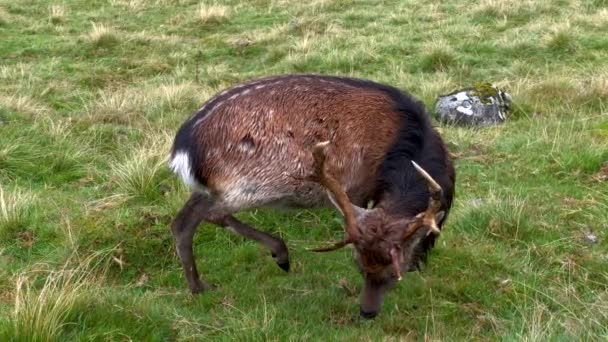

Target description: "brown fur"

left=192, top=77, right=400, bottom=211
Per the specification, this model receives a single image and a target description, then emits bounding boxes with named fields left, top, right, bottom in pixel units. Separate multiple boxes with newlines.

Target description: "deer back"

left=170, top=75, right=407, bottom=211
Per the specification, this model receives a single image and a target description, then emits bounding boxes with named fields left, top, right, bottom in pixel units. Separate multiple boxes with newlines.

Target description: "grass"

left=0, top=0, right=607, bottom=340
left=1, top=252, right=110, bottom=342
left=0, top=187, right=35, bottom=240
left=48, top=5, right=66, bottom=25
left=86, top=23, right=120, bottom=48
left=198, top=3, right=231, bottom=24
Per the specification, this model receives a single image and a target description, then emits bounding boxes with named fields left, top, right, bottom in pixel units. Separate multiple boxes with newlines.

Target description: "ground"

left=0, top=0, right=607, bottom=340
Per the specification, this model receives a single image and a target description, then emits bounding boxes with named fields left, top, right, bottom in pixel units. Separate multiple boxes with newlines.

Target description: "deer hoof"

left=359, top=310, right=378, bottom=319
left=191, top=281, right=214, bottom=294
left=277, top=261, right=290, bottom=272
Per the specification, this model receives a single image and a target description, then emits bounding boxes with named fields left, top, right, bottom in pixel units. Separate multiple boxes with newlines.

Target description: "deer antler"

left=401, top=161, right=443, bottom=241
left=309, top=141, right=360, bottom=252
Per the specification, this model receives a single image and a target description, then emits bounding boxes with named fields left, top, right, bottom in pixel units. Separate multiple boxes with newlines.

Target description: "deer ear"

left=389, top=246, right=402, bottom=281
left=326, top=191, right=368, bottom=219
left=435, top=210, right=445, bottom=223
left=352, top=204, right=368, bottom=219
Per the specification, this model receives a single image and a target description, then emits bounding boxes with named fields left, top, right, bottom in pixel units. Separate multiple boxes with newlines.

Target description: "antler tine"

left=411, top=161, right=441, bottom=193
left=309, top=141, right=360, bottom=252
left=401, top=161, right=443, bottom=241
left=308, top=239, right=352, bottom=252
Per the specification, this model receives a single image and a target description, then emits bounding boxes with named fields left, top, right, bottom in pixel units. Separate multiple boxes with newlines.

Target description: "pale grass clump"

left=198, top=3, right=230, bottom=24
left=0, top=95, right=49, bottom=117
left=197, top=63, right=237, bottom=88
left=147, top=80, right=205, bottom=117
left=109, top=133, right=173, bottom=201
left=0, top=6, right=9, bottom=26
left=0, top=142, right=41, bottom=183
left=173, top=296, right=277, bottom=339
left=0, top=63, right=31, bottom=81
left=543, top=21, right=579, bottom=52
left=42, top=118, right=71, bottom=138
left=519, top=75, right=574, bottom=105
left=230, top=23, right=289, bottom=45
left=418, top=72, right=457, bottom=104
left=88, top=82, right=207, bottom=124
left=473, top=0, right=545, bottom=18
left=292, top=33, right=318, bottom=54
left=511, top=272, right=608, bottom=340
left=6, top=252, right=109, bottom=341
left=127, top=30, right=181, bottom=45
left=0, top=187, right=34, bottom=237
left=48, top=4, right=66, bottom=24
left=301, top=0, right=332, bottom=13
left=87, top=23, right=120, bottom=47
left=109, top=0, right=146, bottom=10
left=88, top=88, right=145, bottom=124
left=156, top=81, right=197, bottom=111
left=449, top=191, right=530, bottom=239
left=578, top=71, right=608, bottom=101
left=584, top=8, right=608, bottom=28
left=420, top=39, right=456, bottom=72
left=518, top=72, right=607, bottom=115
left=155, top=0, right=193, bottom=5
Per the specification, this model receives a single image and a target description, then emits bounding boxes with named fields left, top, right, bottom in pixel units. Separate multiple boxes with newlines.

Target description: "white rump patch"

left=169, top=151, right=199, bottom=190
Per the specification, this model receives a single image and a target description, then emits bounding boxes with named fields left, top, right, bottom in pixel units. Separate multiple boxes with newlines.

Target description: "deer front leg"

left=171, top=192, right=214, bottom=294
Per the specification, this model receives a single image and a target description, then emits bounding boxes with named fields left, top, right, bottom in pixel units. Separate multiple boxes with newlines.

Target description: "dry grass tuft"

left=89, top=88, right=145, bottom=124
left=87, top=23, right=120, bottom=47
left=420, top=40, right=456, bottom=72
left=229, top=23, right=289, bottom=46
left=418, top=72, right=457, bottom=104
left=581, top=71, right=608, bottom=100
left=473, top=0, right=545, bottom=18
left=584, top=8, right=608, bottom=28
left=109, top=133, right=173, bottom=201
left=6, top=252, right=110, bottom=341
left=156, top=82, right=197, bottom=111
left=48, top=4, right=66, bottom=24
left=0, top=95, right=49, bottom=117
left=198, top=3, right=230, bottom=24
left=87, top=82, right=206, bottom=124
left=0, top=187, right=35, bottom=238
left=109, top=0, right=147, bottom=10
left=0, top=6, right=10, bottom=26
left=292, top=33, right=317, bottom=54
left=127, top=30, right=182, bottom=45
left=0, top=63, right=34, bottom=84
left=543, top=21, right=579, bottom=53
left=511, top=276, right=608, bottom=340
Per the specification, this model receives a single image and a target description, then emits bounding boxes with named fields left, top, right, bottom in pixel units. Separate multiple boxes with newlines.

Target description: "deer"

left=168, top=74, right=455, bottom=319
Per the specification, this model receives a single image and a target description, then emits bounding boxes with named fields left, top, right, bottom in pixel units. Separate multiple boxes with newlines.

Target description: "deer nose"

left=359, top=309, right=378, bottom=319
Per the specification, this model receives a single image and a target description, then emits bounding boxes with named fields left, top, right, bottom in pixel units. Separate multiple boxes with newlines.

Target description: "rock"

left=435, top=82, right=512, bottom=126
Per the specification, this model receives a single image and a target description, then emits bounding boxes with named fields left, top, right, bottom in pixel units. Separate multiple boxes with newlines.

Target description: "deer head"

left=308, top=141, right=444, bottom=318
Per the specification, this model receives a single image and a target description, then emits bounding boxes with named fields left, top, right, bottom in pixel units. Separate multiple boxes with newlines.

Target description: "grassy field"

left=1, top=0, right=607, bottom=340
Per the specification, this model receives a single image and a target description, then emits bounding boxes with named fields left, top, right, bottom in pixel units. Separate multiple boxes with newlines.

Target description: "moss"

left=470, top=81, right=499, bottom=104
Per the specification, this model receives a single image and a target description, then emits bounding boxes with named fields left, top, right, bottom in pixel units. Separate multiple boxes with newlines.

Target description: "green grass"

left=1, top=0, right=607, bottom=340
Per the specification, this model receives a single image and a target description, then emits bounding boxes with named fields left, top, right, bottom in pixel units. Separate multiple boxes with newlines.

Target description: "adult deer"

left=168, top=74, right=455, bottom=318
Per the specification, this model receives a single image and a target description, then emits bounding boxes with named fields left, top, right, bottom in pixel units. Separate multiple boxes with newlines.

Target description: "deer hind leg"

left=171, top=192, right=216, bottom=294
left=221, top=215, right=290, bottom=272
left=172, top=192, right=291, bottom=294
